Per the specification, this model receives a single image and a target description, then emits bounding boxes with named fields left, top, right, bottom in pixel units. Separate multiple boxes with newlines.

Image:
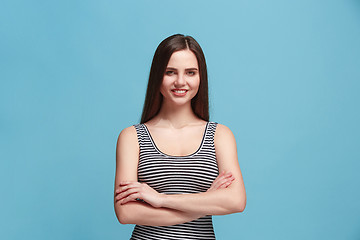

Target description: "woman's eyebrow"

left=166, top=67, right=198, bottom=71
left=186, top=68, right=198, bottom=71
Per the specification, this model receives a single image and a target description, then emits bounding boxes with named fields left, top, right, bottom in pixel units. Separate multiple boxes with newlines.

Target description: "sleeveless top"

left=130, top=121, right=219, bottom=240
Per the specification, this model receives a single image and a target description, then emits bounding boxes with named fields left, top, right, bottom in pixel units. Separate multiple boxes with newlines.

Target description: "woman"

left=114, top=34, right=246, bottom=239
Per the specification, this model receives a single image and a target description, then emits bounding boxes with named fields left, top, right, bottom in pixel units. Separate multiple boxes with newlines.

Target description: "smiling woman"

left=160, top=50, right=200, bottom=105
left=114, top=34, right=246, bottom=240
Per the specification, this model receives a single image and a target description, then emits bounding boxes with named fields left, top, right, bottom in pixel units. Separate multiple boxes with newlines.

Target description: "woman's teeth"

left=173, top=90, right=187, bottom=93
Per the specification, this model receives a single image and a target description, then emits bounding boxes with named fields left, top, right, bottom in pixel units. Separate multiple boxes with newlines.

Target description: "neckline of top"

left=142, top=122, right=210, bottom=158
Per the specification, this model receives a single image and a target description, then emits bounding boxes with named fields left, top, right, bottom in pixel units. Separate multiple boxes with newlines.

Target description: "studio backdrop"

left=1, top=0, right=359, bottom=239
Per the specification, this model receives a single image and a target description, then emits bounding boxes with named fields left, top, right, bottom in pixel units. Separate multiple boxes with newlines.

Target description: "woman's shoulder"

left=212, top=122, right=236, bottom=142
left=211, top=121, right=232, bottom=132
left=119, top=124, right=138, bottom=134
left=117, top=124, right=139, bottom=144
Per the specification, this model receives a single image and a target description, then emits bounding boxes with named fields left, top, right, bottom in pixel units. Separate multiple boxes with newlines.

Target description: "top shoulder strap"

left=205, top=121, right=218, bottom=145
left=133, top=123, right=146, bottom=146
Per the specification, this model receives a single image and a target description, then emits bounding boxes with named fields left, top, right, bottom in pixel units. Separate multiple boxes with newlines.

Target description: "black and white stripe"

left=130, top=122, right=219, bottom=240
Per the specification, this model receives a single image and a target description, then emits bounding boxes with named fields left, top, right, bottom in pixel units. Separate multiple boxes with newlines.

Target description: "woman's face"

left=160, top=49, right=200, bottom=106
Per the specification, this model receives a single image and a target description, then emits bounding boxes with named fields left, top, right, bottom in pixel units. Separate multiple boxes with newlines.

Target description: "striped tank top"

left=130, top=121, right=219, bottom=240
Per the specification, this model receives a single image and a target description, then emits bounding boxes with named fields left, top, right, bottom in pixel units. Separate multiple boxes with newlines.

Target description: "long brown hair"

left=140, top=34, right=209, bottom=123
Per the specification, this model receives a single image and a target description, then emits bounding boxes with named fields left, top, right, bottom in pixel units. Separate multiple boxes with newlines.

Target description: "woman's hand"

left=207, top=171, right=235, bottom=192
left=115, top=181, right=164, bottom=208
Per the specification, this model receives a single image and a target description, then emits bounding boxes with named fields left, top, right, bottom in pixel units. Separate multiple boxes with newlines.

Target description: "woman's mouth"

left=171, top=89, right=188, bottom=96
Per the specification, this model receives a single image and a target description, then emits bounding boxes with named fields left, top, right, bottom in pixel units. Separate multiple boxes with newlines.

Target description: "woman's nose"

left=174, top=74, right=186, bottom=86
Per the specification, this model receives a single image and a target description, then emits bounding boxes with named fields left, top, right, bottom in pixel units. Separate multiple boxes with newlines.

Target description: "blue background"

left=1, top=0, right=360, bottom=239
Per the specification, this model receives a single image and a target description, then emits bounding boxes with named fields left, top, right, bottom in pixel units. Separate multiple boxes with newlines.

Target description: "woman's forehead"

left=167, top=50, right=198, bottom=68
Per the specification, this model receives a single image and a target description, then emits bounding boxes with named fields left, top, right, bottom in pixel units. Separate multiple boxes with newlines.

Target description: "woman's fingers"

left=213, top=172, right=232, bottom=188
left=214, top=175, right=234, bottom=189
left=114, top=182, right=141, bottom=201
left=116, top=181, right=138, bottom=191
left=217, top=176, right=235, bottom=189
left=119, top=192, right=141, bottom=205
left=115, top=186, right=140, bottom=201
left=114, top=182, right=163, bottom=207
left=115, top=181, right=140, bottom=194
left=207, top=171, right=234, bottom=191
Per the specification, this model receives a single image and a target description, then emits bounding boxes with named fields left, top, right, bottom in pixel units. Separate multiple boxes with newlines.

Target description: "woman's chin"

left=164, top=98, right=191, bottom=107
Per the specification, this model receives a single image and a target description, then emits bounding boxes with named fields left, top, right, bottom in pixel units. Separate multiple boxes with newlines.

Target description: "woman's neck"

left=153, top=101, right=201, bottom=128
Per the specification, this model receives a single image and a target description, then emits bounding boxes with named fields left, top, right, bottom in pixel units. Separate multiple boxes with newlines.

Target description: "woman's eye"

left=187, top=71, right=196, bottom=76
left=165, top=71, right=175, bottom=75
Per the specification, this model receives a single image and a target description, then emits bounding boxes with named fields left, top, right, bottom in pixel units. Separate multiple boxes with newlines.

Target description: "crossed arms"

left=114, top=124, right=246, bottom=226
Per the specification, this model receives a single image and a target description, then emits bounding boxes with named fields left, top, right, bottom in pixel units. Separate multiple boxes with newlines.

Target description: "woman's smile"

left=171, top=89, right=188, bottom=96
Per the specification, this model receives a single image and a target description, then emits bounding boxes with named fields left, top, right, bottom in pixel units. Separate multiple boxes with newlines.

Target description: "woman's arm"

left=117, top=124, right=246, bottom=216
left=114, top=126, right=213, bottom=226
left=116, top=201, right=203, bottom=226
